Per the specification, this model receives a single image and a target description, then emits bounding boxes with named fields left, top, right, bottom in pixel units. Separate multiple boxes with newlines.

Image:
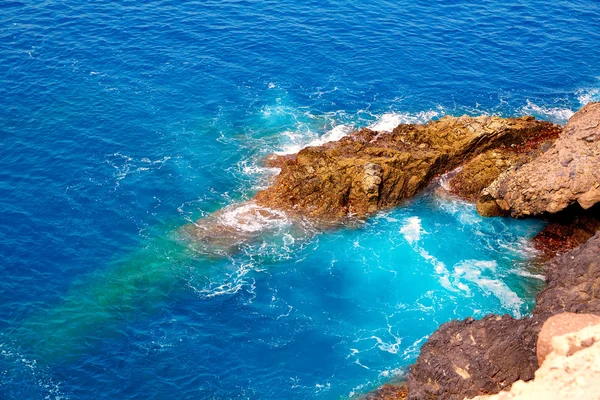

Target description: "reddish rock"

left=536, top=312, right=600, bottom=365
left=531, top=204, right=600, bottom=258
left=363, top=383, right=408, bottom=400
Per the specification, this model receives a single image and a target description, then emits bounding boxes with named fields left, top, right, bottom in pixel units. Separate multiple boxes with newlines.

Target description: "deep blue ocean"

left=1, top=1, right=600, bottom=399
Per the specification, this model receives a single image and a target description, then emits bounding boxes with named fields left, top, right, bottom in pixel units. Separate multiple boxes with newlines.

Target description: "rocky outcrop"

left=254, top=116, right=560, bottom=223
left=534, top=230, right=600, bottom=317
left=479, top=102, right=600, bottom=217
left=406, top=315, right=542, bottom=400
left=449, top=150, right=522, bottom=202
left=407, top=230, right=600, bottom=399
left=472, top=319, right=600, bottom=400
left=449, top=134, right=557, bottom=202
left=535, top=312, right=600, bottom=366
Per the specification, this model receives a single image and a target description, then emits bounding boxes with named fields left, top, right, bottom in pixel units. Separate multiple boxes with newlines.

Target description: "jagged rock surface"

left=480, top=102, right=600, bottom=217
left=406, top=315, right=543, bottom=400
left=449, top=133, right=557, bottom=202
left=534, top=230, right=600, bottom=318
left=254, top=116, right=560, bottom=222
left=471, top=321, right=600, bottom=400
left=363, top=383, right=408, bottom=400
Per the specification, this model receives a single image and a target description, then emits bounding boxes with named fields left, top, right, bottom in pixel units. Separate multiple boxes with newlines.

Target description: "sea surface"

left=1, top=1, right=600, bottom=399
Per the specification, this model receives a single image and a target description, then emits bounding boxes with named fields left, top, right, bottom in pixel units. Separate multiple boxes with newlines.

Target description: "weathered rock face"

left=254, top=116, right=560, bottom=223
left=472, top=321, right=600, bottom=400
left=406, top=315, right=543, bottom=400
left=535, top=312, right=600, bottom=366
left=449, top=150, right=522, bottom=202
left=480, top=102, right=600, bottom=217
left=449, top=134, right=557, bottom=202
left=534, top=230, right=600, bottom=318
left=407, top=230, right=600, bottom=400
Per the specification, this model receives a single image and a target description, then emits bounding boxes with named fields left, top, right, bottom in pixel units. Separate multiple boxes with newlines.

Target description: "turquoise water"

left=1, top=0, right=600, bottom=398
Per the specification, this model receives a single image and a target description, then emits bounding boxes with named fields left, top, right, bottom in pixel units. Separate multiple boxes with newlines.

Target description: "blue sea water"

left=1, top=0, right=600, bottom=398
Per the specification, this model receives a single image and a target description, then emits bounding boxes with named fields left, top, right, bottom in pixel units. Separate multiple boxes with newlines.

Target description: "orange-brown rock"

left=480, top=102, right=600, bottom=217
left=363, top=383, right=408, bottom=399
left=254, top=116, right=560, bottom=223
left=449, top=134, right=557, bottom=202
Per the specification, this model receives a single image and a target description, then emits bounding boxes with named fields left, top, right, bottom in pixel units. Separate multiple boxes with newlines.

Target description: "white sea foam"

left=400, top=216, right=424, bottom=244
left=367, top=110, right=441, bottom=132
left=577, top=87, right=600, bottom=105
left=216, top=203, right=291, bottom=233
left=272, top=108, right=442, bottom=155
left=452, top=260, right=523, bottom=316
left=521, top=100, right=574, bottom=124
left=275, top=124, right=354, bottom=155
left=371, top=334, right=402, bottom=354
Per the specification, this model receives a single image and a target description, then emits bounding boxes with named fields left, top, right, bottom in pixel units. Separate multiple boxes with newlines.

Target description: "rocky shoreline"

left=366, top=103, right=600, bottom=399
left=189, top=102, right=599, bottom=398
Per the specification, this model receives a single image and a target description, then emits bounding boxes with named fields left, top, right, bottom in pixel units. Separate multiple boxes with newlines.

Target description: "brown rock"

left=406, top=315, right=544, bottom=400
left=450, top=149, right=522, bottom=202
left=450, top=131, right=558, bottom=202
left=482, top=103, right=600, bottom=217
left=254, top=116, right=560, bottom=223
left=536, top=312, right=600, bottom=365
left=534, top=230, right=600, bottom=318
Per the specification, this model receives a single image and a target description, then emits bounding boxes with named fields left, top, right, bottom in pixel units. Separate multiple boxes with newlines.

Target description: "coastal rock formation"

left=449, top=133, right=557, bottom=203
left=471, top=321, right=600, bottom=400
left=479, top=102, right=600, bottom=217
left=254, top=116, right=560, bottom=223
left=534, top=230, right=600, bottom=317
left=449, top=149, right=522, bottom=202
left=535, top=312, right=600, bottom=366
left=407, top=230, right=600, bottom=400
left=406, top=315, right=542, bottom=400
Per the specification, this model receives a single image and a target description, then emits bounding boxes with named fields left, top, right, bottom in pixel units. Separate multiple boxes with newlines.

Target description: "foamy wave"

left=273, top=109, right=442, bottom=155
left=275, top=124, right=354, bottom=155
left=400, top=216, right=424, bottom=244
left=577, top=87, right=600, bottom=105
left=367, top=110, right=440, bottom=132
left=521, top=100, right=574, bottom=124
left=216, top=203, right=291, bottom=233
left=452, top=260, right=523, bottom=316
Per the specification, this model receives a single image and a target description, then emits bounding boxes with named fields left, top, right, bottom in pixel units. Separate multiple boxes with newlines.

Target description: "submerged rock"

left=480, top=102, right=600, bottom=217
left=254, top=116, right=559, bottom=223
